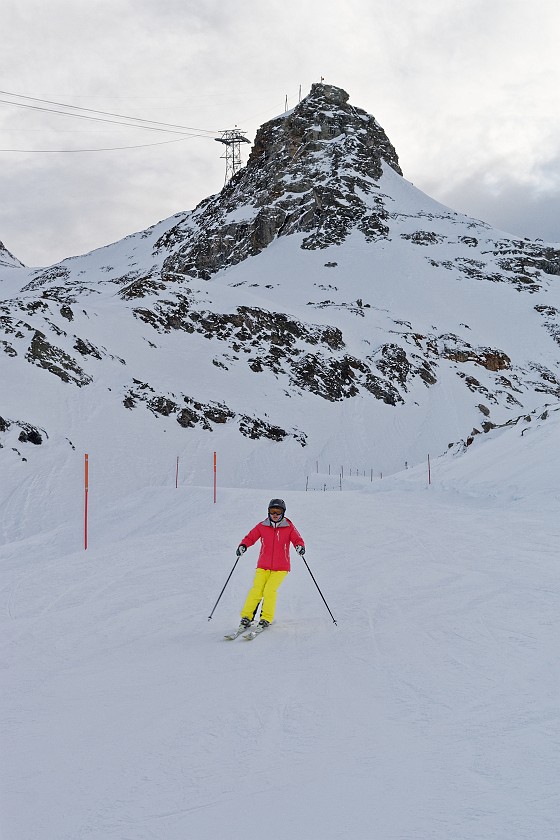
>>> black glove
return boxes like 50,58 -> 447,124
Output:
236,544 -> 247,556
295,545 -> 305,556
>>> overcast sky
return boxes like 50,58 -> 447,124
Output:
2,0 -> 559,267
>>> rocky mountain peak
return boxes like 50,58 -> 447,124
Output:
310,82 -> 349,104
247,81 -> 401,179
161,83 -> 402,279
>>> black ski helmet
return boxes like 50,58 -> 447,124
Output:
268,498 -> 286,513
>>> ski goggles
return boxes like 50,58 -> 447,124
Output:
268,508 -> 284,516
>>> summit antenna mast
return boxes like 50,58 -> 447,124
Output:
214,127 -> 250,185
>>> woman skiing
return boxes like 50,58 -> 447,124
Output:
235,498 -> 305,632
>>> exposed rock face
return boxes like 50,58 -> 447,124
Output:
122,378 -> 307,445
0,241 -> 24,269
25,331 -> 92,386
0,415 -> 47,461
160,83 -> 402,279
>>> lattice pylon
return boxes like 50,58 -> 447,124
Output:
215,128 -> 251,185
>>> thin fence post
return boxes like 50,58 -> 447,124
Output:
428,454 -> 431,485
213,451 -> 217,503
175,456 -> 179,488
84,453 -> 89,551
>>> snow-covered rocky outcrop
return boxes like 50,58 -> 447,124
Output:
0,240 -> 24,269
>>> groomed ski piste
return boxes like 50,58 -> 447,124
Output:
2,408 -> 559,840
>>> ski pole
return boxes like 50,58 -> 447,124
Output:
208,555 -> 241,621
301,555 -> 337,625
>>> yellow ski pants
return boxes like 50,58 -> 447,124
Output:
241,568 -> 288,624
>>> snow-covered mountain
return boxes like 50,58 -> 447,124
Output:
2,82 -> 560,528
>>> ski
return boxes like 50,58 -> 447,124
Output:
243,624 -> 269,640
224,624 -> 252,640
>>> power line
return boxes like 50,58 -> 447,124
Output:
0,90 -> 222,135
0,97 -> 205,136
0,86 -> 305,155
0,89 -> 221,133
0,135 -> 211,153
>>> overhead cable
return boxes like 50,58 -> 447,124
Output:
0,135 -> 211,153
0,90 -> 222,135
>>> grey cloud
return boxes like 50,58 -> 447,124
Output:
0,139 -> 221,266
429,176 -> 560,244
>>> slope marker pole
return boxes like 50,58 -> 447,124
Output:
84,453 -> 89,550
213,451 -> 217,503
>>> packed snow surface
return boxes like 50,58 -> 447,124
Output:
2,411 -> 559,839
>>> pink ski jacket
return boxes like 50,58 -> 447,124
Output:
240,517 -> 305,572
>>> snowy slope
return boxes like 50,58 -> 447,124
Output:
2,199 -> 560,547
2,413 -> 559,839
